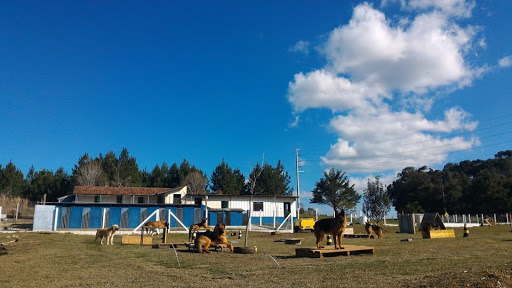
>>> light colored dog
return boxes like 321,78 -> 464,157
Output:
145,221 -> 169,236
95,224 -> 119,245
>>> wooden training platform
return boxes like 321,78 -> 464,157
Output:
152,243 -> 189,249
343,234 -> 370,238
284,238 -> 303,244
296,245 -> 375,258
184,242 -> 228,251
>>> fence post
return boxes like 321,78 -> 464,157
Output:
494,213 -> 497,224
476,214 -> 479,225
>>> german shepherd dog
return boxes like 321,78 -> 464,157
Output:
95,224 -> 119,245
188,217 -> 209,242
145,221 -> 169,236
194,223 -> 233,253
365,222 -> 384,239
314,209 -> 347,249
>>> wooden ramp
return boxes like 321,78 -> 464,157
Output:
296,245 -> 375,258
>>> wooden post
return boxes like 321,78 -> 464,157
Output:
494,214 -> 497,224
15,202 -> 20,221
141,226 -> 144,246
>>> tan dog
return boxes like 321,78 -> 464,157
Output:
313,209 -> 347,249
365,222 -> 384,239
95,224 -> 119,245
145,221 -> 169,236
194,223 -> 233,253
188,218 -> 209,242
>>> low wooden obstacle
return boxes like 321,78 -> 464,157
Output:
419,213 -> 455,239
343,234 -> 370,239
122,235 -> 152,245
296,245 -> 375,258
428,229 -> 455,239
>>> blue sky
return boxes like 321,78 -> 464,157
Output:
1,1 -> 511,215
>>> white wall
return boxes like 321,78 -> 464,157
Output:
205,196 -> 297,218
33,205 -> 56,231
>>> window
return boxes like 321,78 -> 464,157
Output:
173,194 -> 181,204
253,202 -> 263,211
94,195 -> 101,203
138,196 -> 144,204
157,195 -> 164,204
117,196 -> 123,204
221,201 -> 229,209
194,198 -> 202,206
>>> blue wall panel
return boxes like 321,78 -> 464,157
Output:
109,207 -> 121,227
69,206 -> 83,228
147,207 -> 158,221
230,212 -> 243,226
251,216 -> 285,225
90,207 -> 103,228
182,207 -> 195,227
208,211 -> 217,225
168,207 -> 177,227
128,207 -> 141,228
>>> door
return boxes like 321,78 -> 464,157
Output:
284,202 -> 291,217
225,211 -> 231,226
121,208 -> 129,228
81,208 -> 91,229
61,207 -> 70,229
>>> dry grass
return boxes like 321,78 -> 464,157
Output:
0,195 -> 34,219
1,224 -> 511,288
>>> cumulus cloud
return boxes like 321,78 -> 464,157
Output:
289,40 -> 310,55
499,56 -> 512,68
287,1 -> 485,174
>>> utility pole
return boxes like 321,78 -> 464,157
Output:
296,149 -> 304,220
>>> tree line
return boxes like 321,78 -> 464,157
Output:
387,150 -> 512,214
0,148 -> 293,202
309,151 -> 512,221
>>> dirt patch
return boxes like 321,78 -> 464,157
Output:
406,264 -> 512,288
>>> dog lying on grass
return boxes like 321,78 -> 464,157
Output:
365,222 -> 384,239
145,221 -> 169,236
194,223 -> 233,253
95,225 -> 119,245
313,209 -> 347,249
189,218 -> 209,242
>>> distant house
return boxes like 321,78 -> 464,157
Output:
33,186 -> 297,232
184,193 -> 297,226
59,186 -> 188,205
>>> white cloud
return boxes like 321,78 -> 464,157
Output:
499,56 -> 512,68
289,40 -> 310,55
407,0 -> 475,18
287,1 -> 484,174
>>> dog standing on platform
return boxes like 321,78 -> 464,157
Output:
95,224 -> 119,245
313,209 -> 347,249
145,221 -> 169,236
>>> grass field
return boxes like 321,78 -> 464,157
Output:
1,224 -> 511,288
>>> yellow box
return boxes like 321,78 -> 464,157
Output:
122,235 -> 152,245
428,229 -> 455,239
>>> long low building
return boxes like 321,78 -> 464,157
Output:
33,186 -> 298,232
